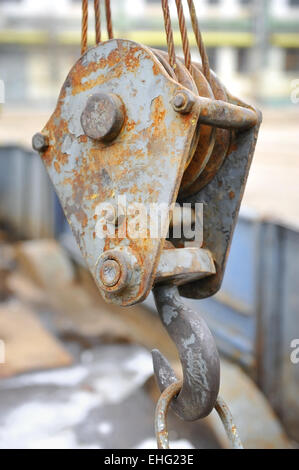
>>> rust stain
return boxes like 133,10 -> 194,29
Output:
124,46 -> 141,72
227,135 -> 238,155
70,47 -> 122,96
126,119 -> 137,132
39,40 -> 202,307
152,61 -> 160,76
179,61 -> 231,197
43,118 -> 70,169
75,208 -> 88,229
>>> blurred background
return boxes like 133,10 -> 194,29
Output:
0,0 -> 298,449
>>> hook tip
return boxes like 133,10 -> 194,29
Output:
151,349 -> 178,392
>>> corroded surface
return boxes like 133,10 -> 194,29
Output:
155,247 -> 215,286
179,66 -> 231,198
179,63 -> 215,195
180,100 -> 262,300
152,284 -> 220,421
39,39 -> 200,306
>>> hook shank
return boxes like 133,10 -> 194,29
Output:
152,284 -> 220,421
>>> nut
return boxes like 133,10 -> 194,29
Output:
97,250 -> 131,293
172,90 -> 195,114
80,93 -> 125,142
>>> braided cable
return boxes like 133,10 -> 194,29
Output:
175,0 -> 192,74
161,0 -> 177,72
94,0 -> 101,44
187,0 -> 211,83
81,0 -> 88,55
105,0 -> 114,39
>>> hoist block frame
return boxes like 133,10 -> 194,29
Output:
179,96 -> 262,300
35,39 -> 201,306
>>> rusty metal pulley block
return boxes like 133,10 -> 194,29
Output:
32,33 -> 262,427
32,39 -> 261,307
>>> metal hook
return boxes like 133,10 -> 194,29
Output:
152,284 -> 220,421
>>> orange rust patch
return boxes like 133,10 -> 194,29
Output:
126,120 -> 136,132
107,48 -> 121,68
71,65 -> 123,96
42,146 -> 54,168
130,184 -> 139,195
77,210 -> 88,229
57,152 -> 69,166
152,62 -> 160,76
69,47 -> 124,96
227,138 -> 238,155
151,96 -> 166,127
67,205 -> 89,231
124,46 -> 141,73
54,161 -> 61,173
43,118 -> 70,168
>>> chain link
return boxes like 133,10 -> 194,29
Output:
155,381 -> 244,450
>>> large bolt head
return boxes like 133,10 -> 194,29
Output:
99,259 -> 121,287
80,93 -> 125,142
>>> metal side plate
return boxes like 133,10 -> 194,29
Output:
37,39 -> 200,306
179,98 -> 262,300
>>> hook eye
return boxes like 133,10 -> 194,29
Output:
152,284 -> 220,421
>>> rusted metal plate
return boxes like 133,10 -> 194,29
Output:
179,99 -> 262,300
155,247 -> 215,286
179,63 -> 216,195
37,39 -> 200,306
179,67 -> 231,198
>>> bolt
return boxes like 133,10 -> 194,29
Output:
100,259 -> 121,287
81,93 -> 125,142
32,133 -> 48,152
173,94 -> 185,109
97,251 -> 131,293
172,90 -> 195,114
